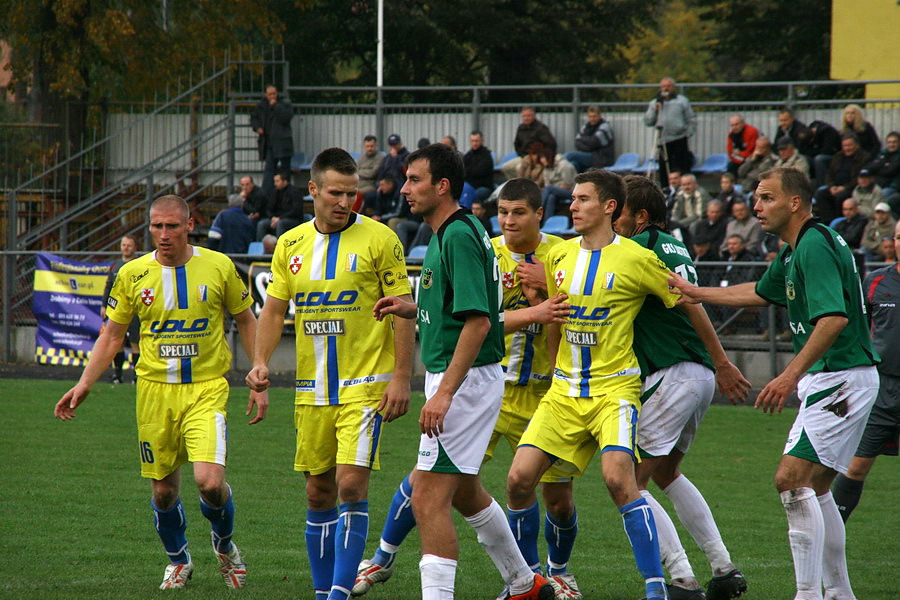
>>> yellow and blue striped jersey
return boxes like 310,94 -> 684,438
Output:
106,247 -> 253,384
266,214 -> 412,405
492,233 -> 564,389
546,235 -> 678,397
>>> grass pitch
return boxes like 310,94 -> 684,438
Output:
0,378 -> 897,599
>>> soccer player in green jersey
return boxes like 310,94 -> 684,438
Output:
669,167 -> 879,600
55,195 -> 267,590
616,175 -> 750,600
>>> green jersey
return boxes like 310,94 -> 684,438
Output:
632,226 -> 714,377
755,220 -> 879,373
417,210 -> 505,372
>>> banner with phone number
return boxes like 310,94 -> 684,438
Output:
33,252 -> 111,366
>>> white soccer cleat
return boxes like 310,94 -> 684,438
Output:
351,558 -> 394,596
214,541 -> 247,589
549,573 -> 583,600
159,562 -> 193,590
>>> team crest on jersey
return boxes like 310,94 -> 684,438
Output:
141,288 -> 155,306
289,255 -> 303,275
197,285 -> 208,302
555,270 -> 566,287
786,280 -> 795,301
421,268 -> 433,289
604,272 -> 615,290
502,272 -> 515,289
346,253 -> 358,272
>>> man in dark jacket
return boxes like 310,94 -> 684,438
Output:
463,131 -> 495,203
238,175 -> 267,226
257,172 -> 306,240
565,106 -> 615,173
208,195 -> 255,254
814,135 -> 872,224
376,134 -> 410,190
500,107 -> 557,179
250,85 -> 294,195
865,131 -> 900,210
833,198 -> 869,250
807,120 -> 842,187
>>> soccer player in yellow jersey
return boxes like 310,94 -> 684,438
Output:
507,169 -> 679,600
246,148 -> 415,600
55,195 -> 267,591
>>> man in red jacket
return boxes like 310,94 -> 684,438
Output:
726,114 -> 759,176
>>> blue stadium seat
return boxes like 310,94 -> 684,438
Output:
829,216 -> 846,228
460,182 -> 476,209
494,151 -> 518,172
632,158 -> 659,173
490,215 -> 500,233
693,153 -> 729,174
541,215 -> 571,235
247,241 -> 264,254
408,245 -> 428,259
349,151 -> 361,161
290,151 -> 308,171
606,152 -> 641,173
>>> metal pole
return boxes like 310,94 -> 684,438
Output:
2,191 -> 16,362
572,86 -> 581,145
377,0 -> 384,88
227,100 -> 236,194
376,88 -> 385,152
472,87 -> 481,134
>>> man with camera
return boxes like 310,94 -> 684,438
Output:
644,77 -> 697,187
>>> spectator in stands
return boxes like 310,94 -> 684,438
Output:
238,175 -> 267,226
565,106 -> 615,173
726,114 -> 759,176
864,131 -> 900,210
441,135 -> 462,157
208,195 -> 255,254
257,172 -> 306,240
841,104 -> 881,157
517,140 -> 546,187
714,233 -> 760,330
690,199 -> 728,256
814,134 -> 872,224
376,134 -> 410,190
644,77 -> 696,186
501,106 -> 558,179
833,198 -> 868,249
722,200 -> 763,256
663,170 -> 681,220
851,169 -> 883,216
737,136 -> 777,192
807,120 -> 841,187
717,172 -> 741,212
464,130 -> 495,204
691,231 -> 721,280
860,202 -> 897,262
369,176 -> 409,232
261,234 -> 278,255
671,173 -> 710,228
667,217 -> 694,257
879,236 -> 895,263
540,149 -> 577,224
358,135 -> 385,206
774,136 -> 811,178
774,108 -> 812,156
250,85 -> 294,195
471,200 -> 494,236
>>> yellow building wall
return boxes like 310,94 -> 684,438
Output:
831,0 -> 900,100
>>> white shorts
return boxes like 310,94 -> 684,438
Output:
417,363 -> 503,475
637,362 -> 715,458
785,365 -> 879,474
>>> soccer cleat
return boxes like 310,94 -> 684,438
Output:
506,573 -> 555,600
213,539 -> 247,589
667,582 -> 707,599
111,374 -> 123,384
549,573 -> 583,600
159,562 -> 193,590
351,558 -> 394,597
705,569 -> 747,600
496,584 -> 511,600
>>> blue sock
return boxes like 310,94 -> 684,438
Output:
545,509 -> 578,575
329,501 -> 369,600
373,475 -> 416,568
199,485 -> 235,554
507,501 -> 541,573
307,507 -> 339,600
152,498 -> 190,564
620,498 -> 665,599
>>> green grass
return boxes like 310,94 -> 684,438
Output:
1,379 -> 897,599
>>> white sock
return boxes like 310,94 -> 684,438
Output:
664,474 -> 734,576
640,490 -> 695,582
780,487 -> 824,600
818,492 -> 856,600
420,554 -> 457,600
464,499 -> 533,593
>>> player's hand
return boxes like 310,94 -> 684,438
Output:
530,293 -> 570,324
54,384 -> 90,420
755,371 -> 799,414
714,361 -> 752,405
666,272 -> 701,305
246,389 -> 269,424
378,378 -> 410,422
373,296 -> 417,321
516,258 -> 548,293
245,365 -> 271,392
419,391 -> 452,438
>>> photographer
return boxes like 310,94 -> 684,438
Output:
644,77 -> 697,186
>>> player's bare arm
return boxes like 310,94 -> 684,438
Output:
54,319 -> 129,420
420,314 -> 490,438
756,315 -> 848,414
232,307 -> 269,424
246,296 -> 288,393
680,302 -> 751,404
503,293 -> 570,334
373,295 -> 417,320
668,273 -> 767,308
379,293 -> 415,422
